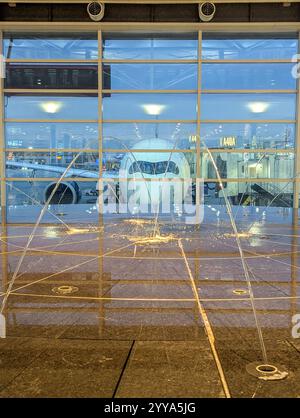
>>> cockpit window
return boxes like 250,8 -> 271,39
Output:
129,161 -> 179,175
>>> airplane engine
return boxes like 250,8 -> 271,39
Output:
44,181 -> 81,205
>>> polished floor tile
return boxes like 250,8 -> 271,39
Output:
1,209 -> 300,397
0,338 -> 132,398
115,341 -> 225,398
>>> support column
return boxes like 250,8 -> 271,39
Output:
98,29 -> 105,336
195,30 -> 202,227
0,31 -> 6,225
292,32 -> 300,222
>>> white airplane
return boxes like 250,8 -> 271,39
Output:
6,138 -> 192,206
118,139 -> 191,207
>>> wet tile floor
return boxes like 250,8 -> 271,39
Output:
1,206 -> 300,397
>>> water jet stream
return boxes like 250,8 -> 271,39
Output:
0,152 -> 83,316
152,135 -> 183,237
7,182 -> 71,230
245,170 -> 300,235
178,238 -> 231,398
203,143 -> 268,364
104,136 -> 158,239
233,152 -> 268,221
0,240 -> 138,299
105,136 -> 153,203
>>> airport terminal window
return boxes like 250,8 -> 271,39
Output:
200,32 -> 297,209
1,30 -> 299,223
201,35 -> 298,60
104,64 -> 197,90
3,33 -> 98,59
201,93 -> 296,120
6,152 -> 99,178
202,63 -> 296,90
5,94 -> 98,120
102,33 -> 198,60
204,181 -> 294,207
5,123 -> 99,150
103,123 -> 196,150
201,123 -> 295,149
201,151 -> 294,180
102,93 -> 197,120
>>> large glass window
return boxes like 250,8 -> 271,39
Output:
3,32 -> 100,223
1,31 -> 299,224
200,32 -> 297,210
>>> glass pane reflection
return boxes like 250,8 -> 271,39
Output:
6,152 -> 99,178
202,35 -> 298,60
201,123 -> 295,149
5,95 -> 98,120
201,94 -> 296,120
7,180 -> 99,223
204,181 -> 293,207
103,123 -> 196,149
6,122 -> 98,149
102,33 -> 198,60
102,93 -> 197,120
4,32 -> 98,59
201,151 -> 294,180
104,63 -> 197,90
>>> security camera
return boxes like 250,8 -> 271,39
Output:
199,2 -> 216,22
87,2 -> 105,22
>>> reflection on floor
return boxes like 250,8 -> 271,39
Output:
1,205 -> 300,397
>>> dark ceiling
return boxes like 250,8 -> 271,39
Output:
1,2 -> 300,22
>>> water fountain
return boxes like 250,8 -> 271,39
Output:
0,132 -> 292,389
203,140 -> 289,381
0,152 -> 84,337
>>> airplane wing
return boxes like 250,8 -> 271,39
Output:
6,161 -> 119,179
